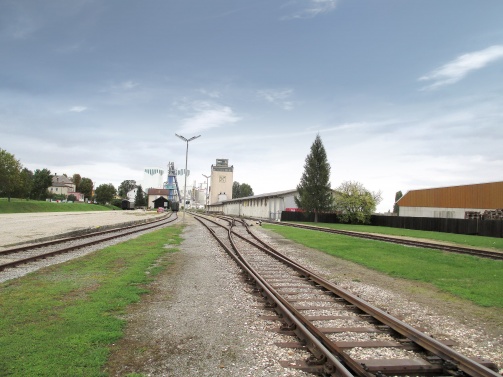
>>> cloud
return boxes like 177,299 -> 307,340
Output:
419,45 -> 503,90
69,106 -> 88,113
258,88 -> 295,110
282,0 -> 338,20
179,103 -> 241,134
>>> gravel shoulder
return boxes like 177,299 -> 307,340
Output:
105,216 -> 503,376
0,210 -> 165,250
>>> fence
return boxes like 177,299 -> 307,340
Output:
280,211 -> 503,238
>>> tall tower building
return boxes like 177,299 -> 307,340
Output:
142,167 -> 164,190
209,159 -> 233,204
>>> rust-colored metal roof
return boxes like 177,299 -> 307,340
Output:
147,188 -> 168,195
397,181 -> 503,209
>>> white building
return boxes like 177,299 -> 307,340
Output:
207,189 -> 298,220
142,167 -> 164,190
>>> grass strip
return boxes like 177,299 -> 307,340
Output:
289,221 -> 503,251
0,198 -> 116,213
0,225 -> 182,377
264,224 -> 503,308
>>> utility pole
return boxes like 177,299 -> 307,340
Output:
175,134 -> 201,221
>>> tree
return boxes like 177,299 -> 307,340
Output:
334,181 -> 382,224
95,183 -> 116,205
79,177 -> 93,201
232,181 -> 254,199
294,134 -> 333,222
12,168 -> 33,199
118,180 -> 137,199
30,168 -> 52,200
393,190 -> 403,214
0,149 -> 22,201
72,174 -> 82,192
134,184 -> 146,207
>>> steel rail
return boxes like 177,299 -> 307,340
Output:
0,213 -> 171,256
194,215 -> 355,376
0,213 -> 178,271
255,219 -> 503,261
198,214 -> 500,377
235,219 -> 500,377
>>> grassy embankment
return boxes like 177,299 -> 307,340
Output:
0,225 -> 183,377
263,222 -> 503,308
0,198 -> 117,213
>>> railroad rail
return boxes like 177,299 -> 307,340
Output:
0,212 -> 178,272
194,213 -> 500,377
250,218 -> 503,261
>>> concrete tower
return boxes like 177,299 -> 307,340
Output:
142,167 -> 164,190
209,159 -> 233,204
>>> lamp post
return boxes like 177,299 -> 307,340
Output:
175,133 -> 201,220
202,174 -> 210,211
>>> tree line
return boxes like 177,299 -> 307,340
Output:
0,148 -> 146,207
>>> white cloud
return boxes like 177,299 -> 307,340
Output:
179,103 -> 241,134
258,88 -> 295,110
69,106 -> 87,113
282,0 -> 338,20
419,45 -> 503,90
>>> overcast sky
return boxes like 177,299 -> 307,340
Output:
1,1 -> 503,212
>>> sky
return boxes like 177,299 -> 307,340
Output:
1,1 -> 503,213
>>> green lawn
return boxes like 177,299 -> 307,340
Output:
264,223 -> 503,308
0,198 -> 116,213
0,225 -> 183,377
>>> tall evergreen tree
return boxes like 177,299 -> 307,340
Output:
294,134 -> 333,223
393,190 -> 403,214
134,185 -> 146,207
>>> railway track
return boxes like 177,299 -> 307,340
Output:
194,213 -> 500,377
0,212 -> 178,276
252,219 -> 503,261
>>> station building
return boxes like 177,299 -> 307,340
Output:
397,181 -> 503,219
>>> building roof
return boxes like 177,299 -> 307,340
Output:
147,188 -> 168,195
397,181 -> 503,209
220,189 -> 297,204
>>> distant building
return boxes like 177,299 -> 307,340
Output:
209,159 -> 233,205
142,167 -> 164,190
207,189 -> 298,220
147,188 -> 169,209
397,181 -> 503,219
48,174 -> 83,200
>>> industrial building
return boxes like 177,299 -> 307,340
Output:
209,159 -> 233,204
207,189 -> 298,220
397,181 -> 503,219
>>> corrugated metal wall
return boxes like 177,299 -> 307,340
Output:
397,181 -> 503,209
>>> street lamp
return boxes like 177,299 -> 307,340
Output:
175,133 -> 201,220
202,174 -> 210,210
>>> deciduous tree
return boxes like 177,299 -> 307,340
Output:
72,174 -> 82,192
95,183 -> 116,205
79,177 -> 94,201
0,149 -> 22,201
334,181 -> 382,224
294,134 -> 333,222
30,168 -> 52,200
118,180 -> 137,198
232,182 -> 254,198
